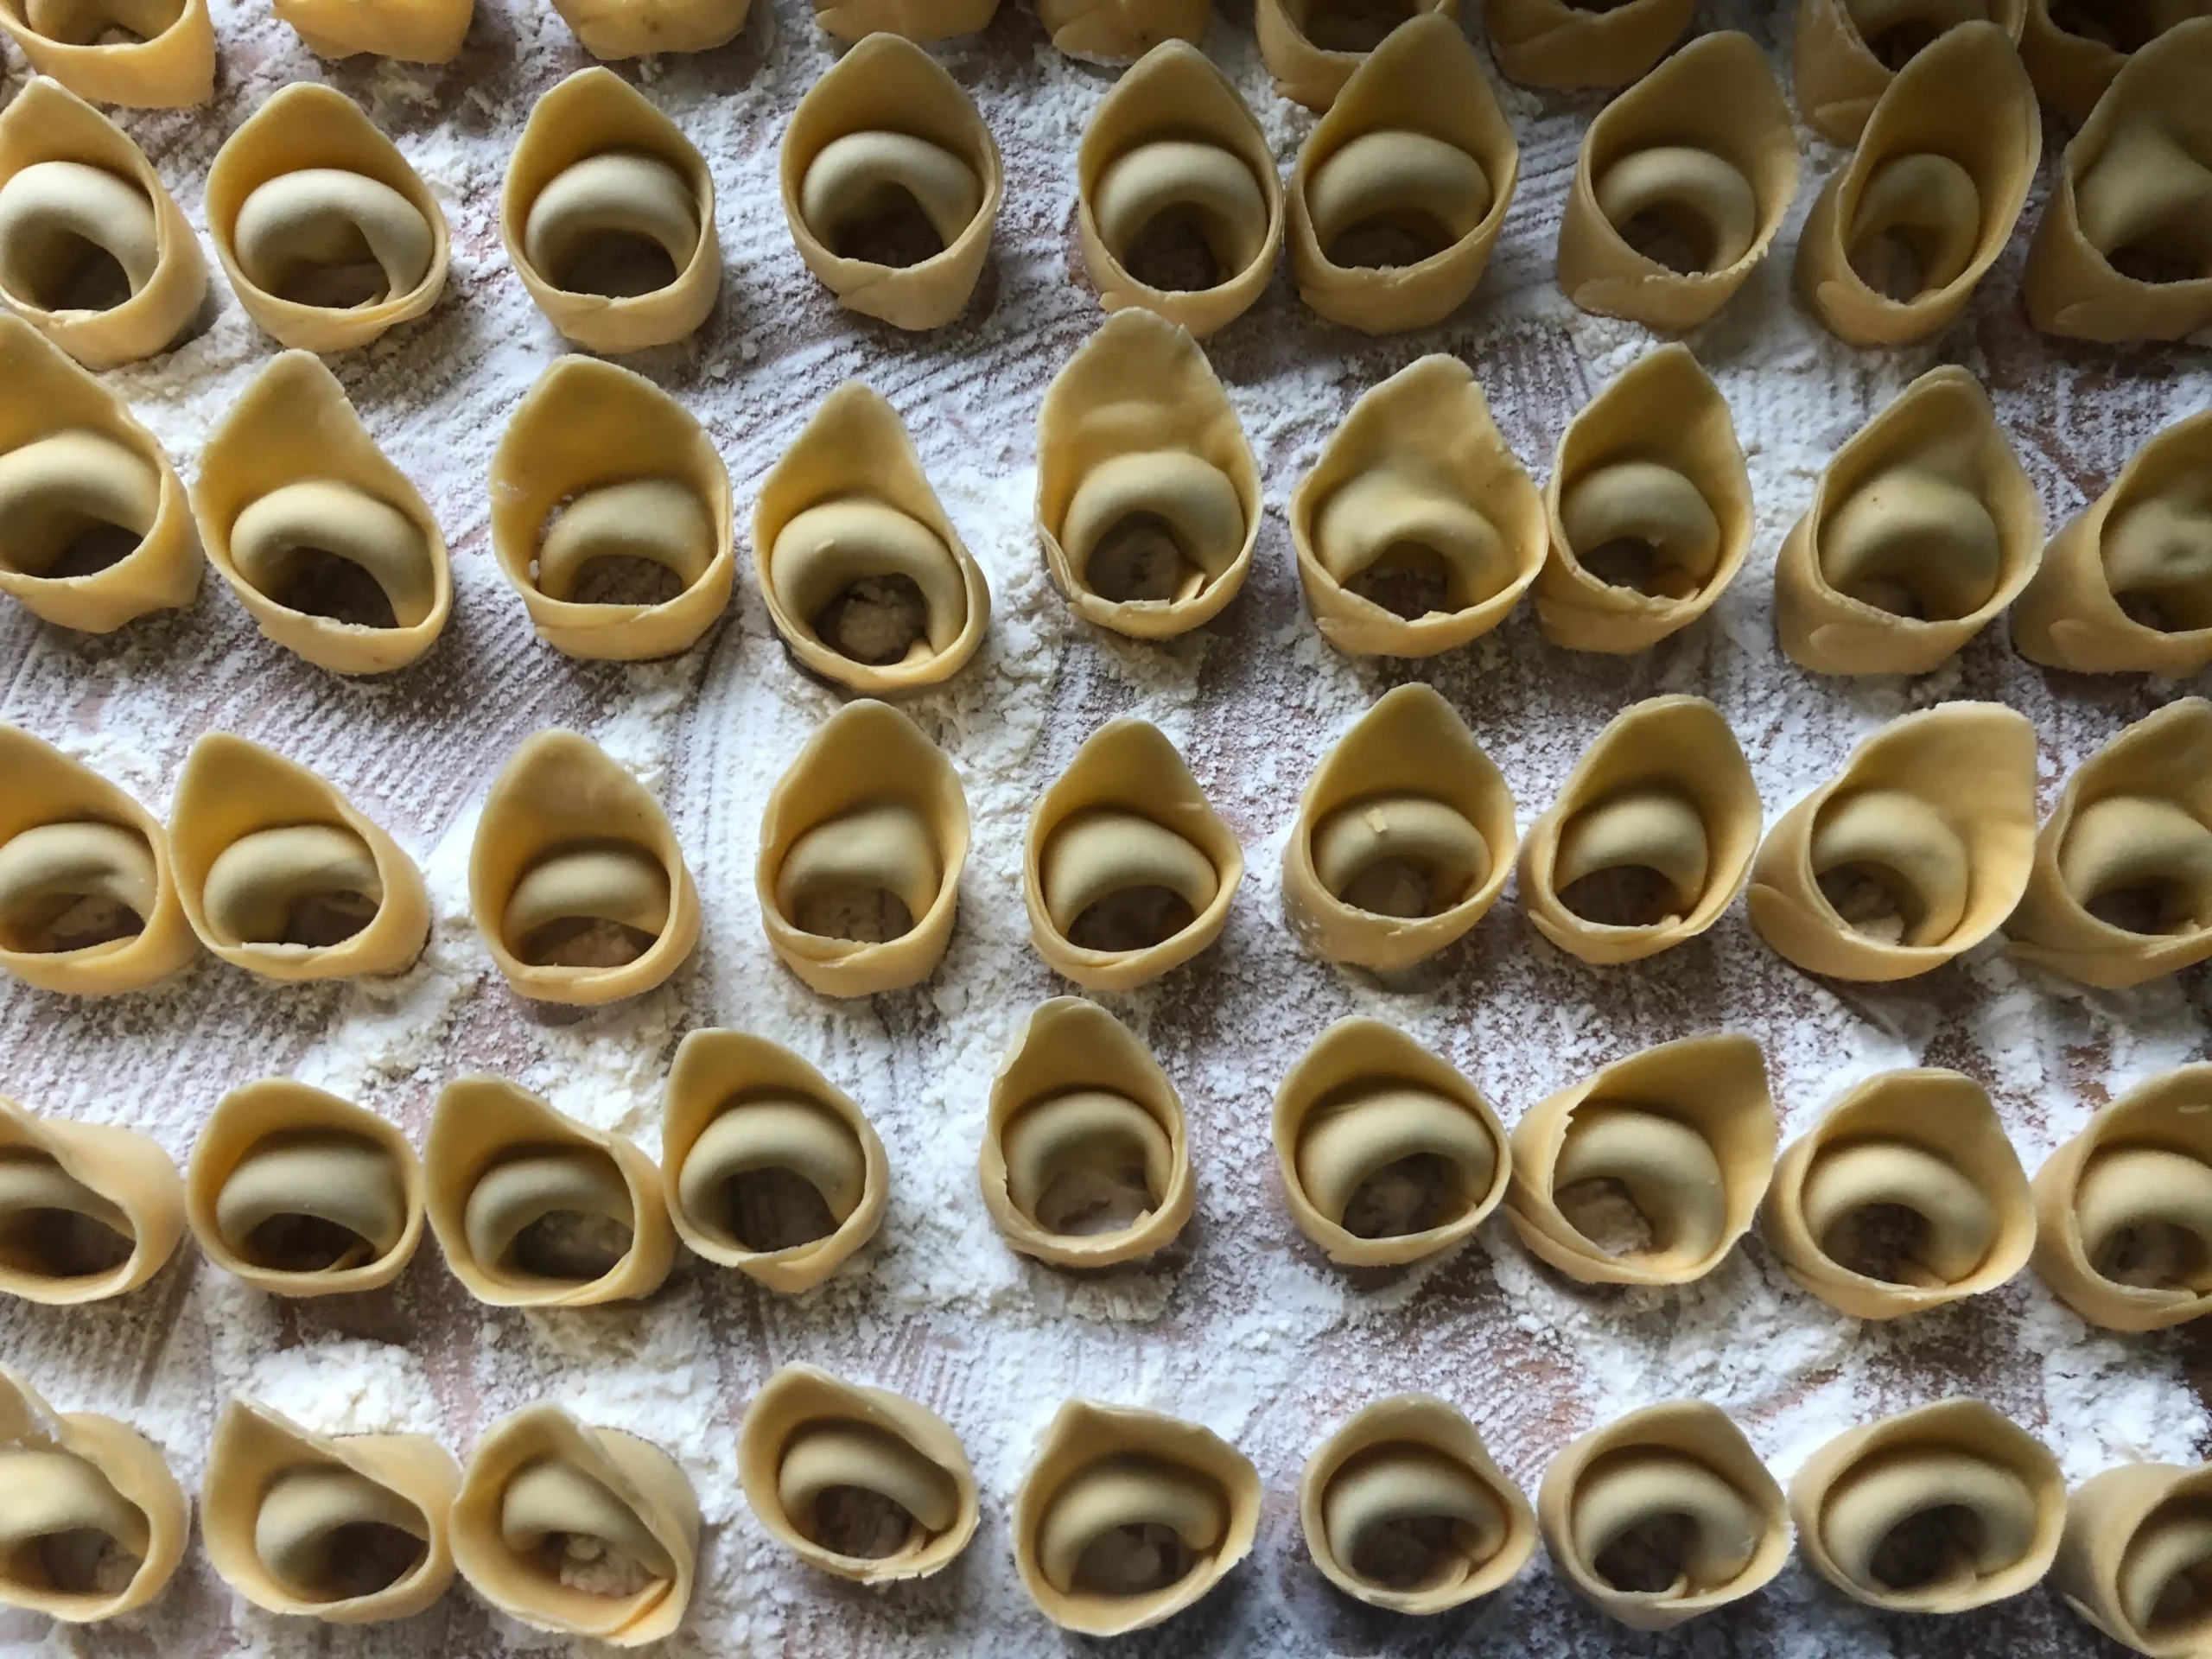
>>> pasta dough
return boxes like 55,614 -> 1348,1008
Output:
738,1363 -> 979,1581
810,0 -> 994,41
660,1027 -> 889,1293
1503,1033 -> 1777,1287
425,1076 -> 675,1307
1762,1068 -> 2034,1319
1011,1399 -> 1261,1636
185,1077 -> 423,1296
1075,41 -> 1281,338
1484,0 -> 1693,88
1535,344 -> 1752,653
1285,14 -> 1517,334
548,0 -> 743,56
274,0 -> 470,60
1557,31 -> 1799,333
1036,0 -> 1204,60
1282,684 -> 1517,969
0,1094 -> 182,1305
1794,22 -> 2038,346
502,71 -> 720,352
467,729 -> 700,1004
2032,1064 -> 2212,1332
1789,1398 -> 2063,1611
1792,0 -> 2026,143
488,354 -> 733,660
1255,0 -> 1455,111
1024,718 -> 1243,991
2024,20 -> 2212,343
205,84 -> 448,353
1299,1394 -> 1535,1613
781,35 -> 1002,330
1536,1401 -> 1788,1630
2055,1459 -> 2212,1656
1517,696 -> 1759,965
0,1364 -> 186,1621
193,351 -> 451,675
1747,702 -> 2037,982
981,997 -> 1193,1268
202,1396 -> 459,1622
1034,308 -> 1259,639
169,733 -> 429,982
0,0 -> 213,107
1274,1017 -> 1510,1268
2013,409 -> 2212,674
2008,699 -> 2212,988
753,380 -> 989,693
449,1404 -> 699,1645
0,78 -> 206,369
0,314 -> 199,633
0,723 -> 197,995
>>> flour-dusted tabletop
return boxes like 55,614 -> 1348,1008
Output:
3,2 -> 2209,1654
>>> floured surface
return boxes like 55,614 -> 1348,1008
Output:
3,3 -> 2211,1655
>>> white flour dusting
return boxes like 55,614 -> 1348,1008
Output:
2,2 -> 2211,1656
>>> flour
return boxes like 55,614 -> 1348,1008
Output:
3,1 -> 2212,1655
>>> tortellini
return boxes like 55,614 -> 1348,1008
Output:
2024,21 -> 2212,343
2020,0 -> 2212,124
2008,700 -> 2212,988
0,724 -> 196,995
1536,1401 -> 1788,1630
202,1397 -> 460,1622
1762,1069 -> 2034,1319
450,1404 -> 700,1646
1285,14 -> 1518,334
781,35 -> 1002,331
1483,0 -> 1694,89
1034,308 -> 1259,639
0,0 -> 213,108
467,729 -> 701,1005
205,84 -> 448,353
548,0 -> 745,57
1789,1399 -> 2063,1612
193,351 -> 451,675
1075,41 -> 1282,339
659,1027 -> 888,1293
1792,0 -> 2027,143
425,1077 -> 676,1308
0,1365 -> 186,1622
488,355 -> 734,661
1273,1017 -> 1510,1268
758,699 -> 969,996
1282,685 -> 1517,969
2055,1459 -> 2212,1656
2013,409 -> 2212,675
1556,31 -> 1800,333
1503,1033 -> 1777,1287
0,313 -> 199,633
1516,696 -> 1760,965
2032,1065 -> 2212,1332
0,1095 -> 182,1305
1747,702 -> 2037,982
1793,21 -> 2039,347
1290,357 -> 1544,656
0,77 -> 206,369
170,733 -> 430,982
273,0 -> 470,60
185,1078 -> 423,1296
1024,718 -> 1243,991
1299,1394 -> 1535,1614
738,1364 -> 979,1581
1534,345 -> 1752,654
1011,1399 -> 1261,1637
1255,0 -> 1454,111
980,996 -> 1192,1268
754,380 -> 989,694
1036,0 -> 1203,61
1777,367 -> 2042,676
501,70 -> 720,353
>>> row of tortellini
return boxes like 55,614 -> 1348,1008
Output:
4,1015 -> 2208,1341
8,1356 -> 2209,1652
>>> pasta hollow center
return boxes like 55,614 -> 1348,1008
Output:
1821,468 -> 2001,621
1799,1139 -> 1995,1286
502,843 -> 671,963
799,131 -> 982,257
1295,1087 -> 1494,1232
463,1147 -> 633,1280
1559,460 -> 1721,599
0,430 -> 159,580
523,150 -> 700,296
1305,130 -> 1491,262
775,1420 -> 960,1548
2117,1501 -> 2212,1639
1035,1453 -> 1225,1597
253,1463 -> 427,1602
1818,1448 -> 2037,1595
678,1097 -> 866,1249
230,479 -> 439,628
1808,788 -> 1969,948
0,1154 -> 133,1265
1039,809 -> 1217,939
1569,1452 -> 1758,1596
2101,495 -> 2212,627
1093,140 -> 1268,286
499,1455 -> 675,1583
773,800 -> 940,942
2057,795 -> 2212,936
770,499 -> 967,661
1320,1445 -> 1506,1590
537,477 -> 715,606
1552,1105 -> 1726,1263
1310,793 -> 1488,918
200,823 -> 384,949
1593,145 -> 1759,276
1846,153 -> 1982,302
0,820 -> 156,953
0,161 -> 159,312
0,1448 -> 147,1573
2074,1145 -> 2212,1294
1313,467 -> 1515,613
1061,451 -> 1244,604
214,1132 -> 408,1268
2075,124 -> 2212,279
232,168 -> 435,307
1001,1088 -> 1171,1225
1553,789 -> 1710,926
